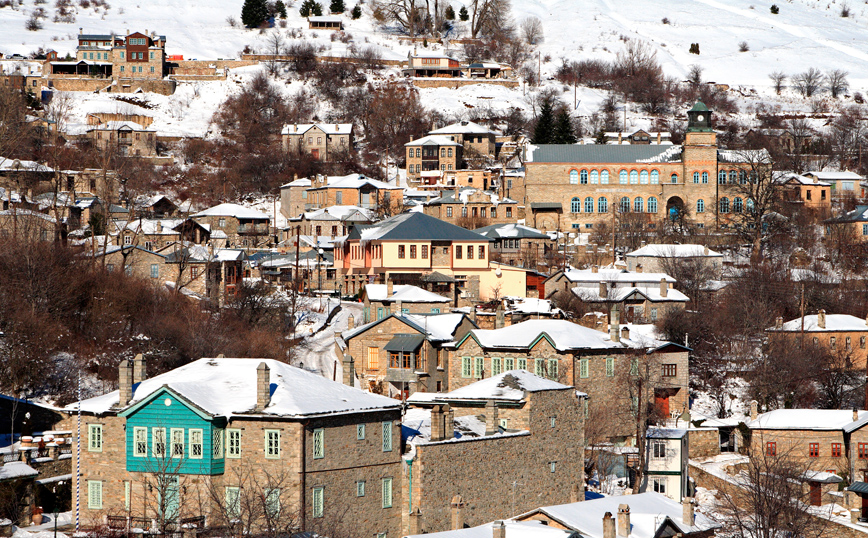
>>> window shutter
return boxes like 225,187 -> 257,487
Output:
313,429 -> 324,459
382,422 -> 393,452
580,358 -> 589,378
88,481 -> 103,509
382,478 -> 393,508
312,487 -> 324,518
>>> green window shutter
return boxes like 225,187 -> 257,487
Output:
548,359 -> 558,380
492,358 -> 502,376
580,358 -> 589,379
606,357 -> 615,377
631,358 -> 639,376
462,357 -> 472,378
265,488 -> 281,518
475,357 -> 484,378
312,487 -> 324,518
382,477 -> 393,508
87,481 -> 103,509
535,359 -> 544,377
517,358 -> 527,370
313,428 -> 325,459
382,422 -> 393,452
357,480 -> 366,497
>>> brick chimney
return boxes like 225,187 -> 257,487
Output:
659,277 -> 668,298
387,278 -> 394,297
854,408 -> 860,422
599,280 -> 607,298
451,495 -> 465,530
255,362 -> 271,412
118,359 -> 133,406
495,303 -> 505,329
602,512 -> 615,538
818,309 -> 826,329
591,265 -> 599,273
750,400 -> 758,421
609,305 -> 620,341
132,353 -> 147,384
621,327 -> 630,341
492,521 -> 506,538
484,400 -> 499,435
431,405 -> 445,441
617,504 -> 630,537
347,314 -> 354,330
683,497 -> 694,527
775,316 -> 783,329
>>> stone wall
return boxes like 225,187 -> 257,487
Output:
688,428 -> 720,459
411,78 -> 519,89
749,428 -> 851,475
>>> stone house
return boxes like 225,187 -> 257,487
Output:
802,171 -> 863,198
280,123 -> 353,161
279,175 -> 402,219
86,121 -> 157,157
163,246 -> 246,304
778,173 -> 831,214
449,319 -> 690,442
0,209 -> 56,242
405,520 -> 577,538
285,205 -> 374,240
191,203 -> 270,250
625,243 -> 723,275
766,310 -> 868,370
48,30 -> 167,80
405,136 -> 463,184
361,281 -> 452,319
340,312 -> 476,396
336,212 -> 529,301
474,223 -> 553,269
643,427 -> 689,502
133,194 -> 179,218
824,205 -> 868,242
401,370 -> 586,534
428,121 -> 499,160
102,245 -> 172,282
516,492 -> 719,538
112,218 -> 183,251
523,102 -> 767,232
423,188 -> 519,230
404,51 -> 462,78
62,357 -> 402,538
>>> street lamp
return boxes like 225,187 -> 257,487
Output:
52,480 -> 65,538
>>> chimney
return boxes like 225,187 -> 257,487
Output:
118,359 -> 133,406
495,303 -> 505,329
609,305 -> 620,341
621,327 -> 630,341
469,307 -> 477,324
145,29 -> 148,37
683,497 -> 694,527
750,400 -> 758,421
492,521 -> 506,538
591,265 -> 599,273
484,400 -> 499,435
256,362 -> 271,412
387,278 -> 394,297
617,504 -> 630,537
602,512 -> 616,538
818,309 -> 826,329
132,353 -> 147,384
347,314 -> 354,330
617,132 -> 622,144
855,408 -> 860,422
396,300 -> 403,316
430,405 -> 445,442
341,346 -> 355,387
599,280 -> 607,298
445,404 -> 454,437
775,316 -> 783,329
451,495 -> 465,530
703,245 -> 709,256
570,483 -> 584,503
657,132 -> 662,144
79,27 -> 83,35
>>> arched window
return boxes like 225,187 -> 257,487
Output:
601,170 -> 609,184
585,197 -> 594,213
620,197 -> 630,213
733,197 -> 743,213
580,170 -> 588,184
718,171 -> 727,184
696,199 -> 705,213
693,172 -> 700,184
650,170 -> 659,184
739,171 -> 748,184
746,198 -> 755,212
598,197 -> 608,213
571,197 -> 581,213
729,171 -> 737,184
671,173 -> 678,184
647,197 -> 658,213
569,170 -> 579,184
619,170 -> 628,184
630,170 -> 639,184
590,170 -> 599,184
750,171 -> 758,183
702,171 -> 709,184
719,197 -> 730,213
640,170 -> 649,184
634,197 -> 644,213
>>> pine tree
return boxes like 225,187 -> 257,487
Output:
275,0 -> 287,18
300,0 -> 323,16
445,4 -> 455,20
351,4 -> 361,18
531,99 -> 555,144
241,0 -> 268,28
458,5 -> 468,21
552,110 -> 577,144
330,0 -> 344,13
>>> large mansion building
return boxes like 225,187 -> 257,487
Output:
523,103 -> 766,232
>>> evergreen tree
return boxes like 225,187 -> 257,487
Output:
300,0 -> 323,16
445,4 -> 455,20
330,0 -> 344,13
351,4 -> 362,18
552,109 -> 577,144
241,0 -> 268,28
458,5 -> 468,21
275,0 -> 287,18
531,99 -> 555,144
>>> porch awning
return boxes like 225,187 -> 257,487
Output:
849,481 -> 868,493
384,334 -> 424,353
530,202 -> 562,211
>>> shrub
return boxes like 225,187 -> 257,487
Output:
841,3 -> 850,17
738,41 -> 749,52
770,4 -> 779,14
459,5 -> 468,21
25,12 -> 43,30
689,43 -> 700,55
445,4 -> 454,20
661,17 -> 669,24
351,4 -> 361,18
226,15 -> 238,26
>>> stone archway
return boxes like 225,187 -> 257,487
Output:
666,196 -> 685,222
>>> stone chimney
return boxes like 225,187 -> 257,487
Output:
118,359 -> 133,406
431,405 -> 445,442
347,314 -> 354,330
683,497 -> 694,527
775,316 -> 783,329
609,305 -> 620,341
255,362 -> 271,412
396,300 -> 403,316
132,353 -> 147,384
387,278 -> 394,297
495,303 -> 505,329
855,408 -> 860,422
818,309 -> 826,329
469,307 -> 477,324
660,278 -> 668,298
621,327 -> 630,341
492,521 -> 506,538
617,504 -> 630,537
341,347 -> 355,387
599,280 -> 607,298
703,245 -> 709,256
591,265 -> 599,273
602,512 -> 616,538
485,400 -> 499,435
750,400 -> 758,421
451,495 -> 465,530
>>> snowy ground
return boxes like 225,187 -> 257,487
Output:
293,299 -> 363,381
13,511 -> 73,538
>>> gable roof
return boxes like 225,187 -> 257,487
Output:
429,121 -> 498,136
405,135 -> 462,147
474,223 -> 549,240
749,409 -> 868,433
280,123 -> 352,135
348,212 -> 491,242
441,370 -> 572,402
363,284 -> 450,303
460,319 -> 623,352
405,520 -> 576,538
572,285 -> 690,303
343,312 -> 469,342
826,205 -> 868,224
554,268 -> 676,285
768,314 -> 868,332
191,203 -> 269,220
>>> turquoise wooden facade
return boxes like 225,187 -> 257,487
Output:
119,387 -> 226,475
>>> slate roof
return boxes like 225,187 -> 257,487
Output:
826,205 -> 868,224
528,144 -> 677,164
348,212 -> 491,242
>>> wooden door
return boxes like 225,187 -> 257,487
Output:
312,148 -> 320,160
809,482 -> 821,506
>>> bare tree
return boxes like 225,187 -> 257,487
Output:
520,16 -> 542,44
468,0 -> 511,39
0,85 -> 33,160
372,0 -> 426,36
793,68 -> 825,98
726,150 -> 779,263
265,31 -> 286,77
687,64 -> 703,85
826,69 -> 849,98
768,71 -> 787,95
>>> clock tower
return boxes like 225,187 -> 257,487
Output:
683,101 -> 717,167
687,101 -> 713,132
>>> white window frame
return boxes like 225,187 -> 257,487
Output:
171,428 -> 184,458
225,486 -> 241,518
312,486 -> 324,518
133,427 -> 147,457
152,427 -> 166,457
382,422 -> 393,452
189,429 -> 203,459
265,488 -> 281,518
265,429 -> 281,459
357,424 -> 366,440
226,428 -> 241,458
357,480 -> 366,497
87,480 -> 103,509
652,440 -> 666,459
88,424 -> 103,452
382,477 -> 393,508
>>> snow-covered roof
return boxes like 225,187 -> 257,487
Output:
343,312 -> 466,343
464,320 -> 623,352
826,205 -> 868,224
557,268 -> 676,285
0,209 -> 56,223
301,205 -> 374,221
779,173 -> 831,187
191,203 -> 269,220
769,314 -> 868,332
364,284 -> 451,303
647,427 -> 687,439
0,461 -> 38,481
626,244 -> 722,258
750,409 -> 868,432
67,357 -> 400,418
430,188 -> 515,206
506,297 -> 557,315
717,148 -> 771,164
405,135 -> 462,147
281,178 -> 312,188
405,519 -> 574,538
113,218 -> 184,236
410,50 -> 457,59
402,407 -> 530,446
429,121 -> 498,136
572,285 -> 690,303
0,157 -> 53,173
87,120 -> 152,132
280,123 -> 352,135
805,171 -> 864,180
442,370 -> 572,401
307,15 -> 342,22
311,173 -> 397,191
520,492 -> 719,538
475,223 -> 549,240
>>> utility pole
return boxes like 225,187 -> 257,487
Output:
799,283 -> 805,349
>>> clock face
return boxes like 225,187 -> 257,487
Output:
696,114 -> 705,122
